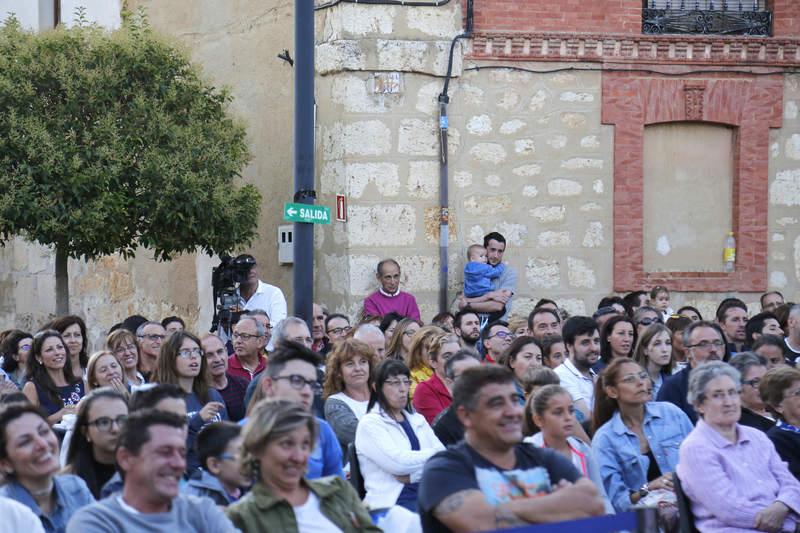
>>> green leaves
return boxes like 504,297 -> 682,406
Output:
0,14 -> 260,263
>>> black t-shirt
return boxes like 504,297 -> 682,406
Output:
418,440 -> 581,533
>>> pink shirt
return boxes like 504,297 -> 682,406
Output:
363,290 -> 420,321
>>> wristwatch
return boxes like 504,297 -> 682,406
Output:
637,483 -> 650,499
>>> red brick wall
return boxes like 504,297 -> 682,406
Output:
773,0 -> 800,37
468,0 -> 642,34
602,72 -> 783,293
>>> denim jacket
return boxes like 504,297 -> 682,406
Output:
0,474 -> 95,533
591,401 -> 693,512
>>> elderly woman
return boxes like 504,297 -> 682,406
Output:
0,402 -> 95,531
677,361 -> 800,532
323,338 -> 377,453
761,366 -> 800,481
728,352 -> 774,432
592,358 -> 693,513
226,399 -> 379,532
413,333 -> 461,424
355,359 -> 444,513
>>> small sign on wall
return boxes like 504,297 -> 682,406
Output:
336,194 -> 347,222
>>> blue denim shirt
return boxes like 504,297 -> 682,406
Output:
0,474 -> 95,533
591,401 -> 693,512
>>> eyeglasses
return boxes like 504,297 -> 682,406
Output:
177,348 -> 204,359
232,332 -> 263,341
275,374 -> 321,393
327,327 -> 351,336
19,344 -> 32,351
488,331 -> 514,340
113,344 -> 137,355
620,371 -> 650,384
637,317 -> 662,327
385,378 -> 412,388
139,334 -> 166,342
687,340 -> 725,350
742,378 -> 761,388
87,415 -> 128,431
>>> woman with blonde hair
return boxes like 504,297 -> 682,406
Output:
227,399 -> 379,532
384,318 -> 423,363
106,328 -> 145,388
323,338 -> 377,452
85,351 -> 128,396
405,325 -> 445,397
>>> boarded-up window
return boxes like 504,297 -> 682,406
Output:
642,122 -> 734,273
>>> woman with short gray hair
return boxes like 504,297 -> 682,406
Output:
677,361 -> 800,532
729,352 -> 774,432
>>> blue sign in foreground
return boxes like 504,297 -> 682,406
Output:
487,510 -> 653,533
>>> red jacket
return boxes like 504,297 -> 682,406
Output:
412,373 -> 452,424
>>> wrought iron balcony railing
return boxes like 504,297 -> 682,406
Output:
643,1 -> 772,36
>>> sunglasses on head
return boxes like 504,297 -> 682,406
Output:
638,317 -> 662,327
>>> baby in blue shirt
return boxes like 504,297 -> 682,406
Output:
463,244 -> 506,298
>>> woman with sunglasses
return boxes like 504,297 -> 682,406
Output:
355,359 -> 444,514
0,330 -> 33,389
62,388 -> 128,498
152,331 -> 228,473
591,358 -> 693,513
632,306 -> 662,339
22,330 -> 85,426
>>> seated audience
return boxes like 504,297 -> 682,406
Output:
379,312 -> 404,348
419,365 -> 604,532
353,324 -> 387,360
201,334 -> 248,422
498,336 -> 543,403
507,317 -> 528,338
227,399 -> 379,532
84,351 -> 128,397
363,259 -> 421,321
324,313 -> 351,348
161,316 -> 186,335
592,358 -> 692,513
185,421 -> 249,506
385,318 -> 422,363
753,334 -> 791,369
431,351 -> 481,447
407,326 -> 446,397
413,333 -> 461,424
632,324 -> 674,399
228,316 -> 268,383
106,329 -> 146,388
431,312 -> 455,334
527,307 -> 561,343
632,306 -> 662,338
554,317 -> 600,421
22,330 -> 85,426
523,385 -> 614,514
0,402 -> 94,531
745,311 -> 784,349
355,359 -> 444,512
152,331 -> 228,473
254,342 -> 343,479
0,330 -> 33,389
677,361 -> 800,532
522,366 -> 561,399
665,315 -> 691,370
480,320 -> 513,364
62,388 -> 128,498
135,321 -> 166,379
322,339 -> 376,453
676,305 -> 702,322
0,495 -> 45,533
67,409 -> 236,532
728,352 -> 774,432
599,315 -> 636,370
540,335 -> 566,369
760,365 -> 800,480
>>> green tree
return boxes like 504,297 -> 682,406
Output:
0,12 -> 261,314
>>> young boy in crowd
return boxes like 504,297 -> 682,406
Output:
464,244 -> 506,300
185,421 -> 250,506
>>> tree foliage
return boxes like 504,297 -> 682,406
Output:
0,11 -> 261,277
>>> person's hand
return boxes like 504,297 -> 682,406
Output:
551,479 -> 573,492
649,472 -> 674,492
491,290 -> 511,304
457,294 -> 467,310
554,478 -> 605,517
107,377 -> 128,395
199,402 -> 225,422
0,379 -> 18,397
754,501 -> 789,532
394,474 -> 411,484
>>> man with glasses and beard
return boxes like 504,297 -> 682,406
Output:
481,321 -> 514,364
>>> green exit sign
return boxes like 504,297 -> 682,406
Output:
283,202 -> 331,225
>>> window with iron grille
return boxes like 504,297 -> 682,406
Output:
643,0 -> 772,36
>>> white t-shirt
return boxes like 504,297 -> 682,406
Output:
0,496 -> 45,533
293,492 -> 342,533
328,392 -> 369,420
554,359 -> 596,409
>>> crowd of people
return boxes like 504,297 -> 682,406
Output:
1,237 -> 800,532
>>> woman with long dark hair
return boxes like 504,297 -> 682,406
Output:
498,336 -> 543,403
152,330 -> 228,473
599,315 -> 636,369
62,388 -> 128,498
22,330 -> 85,425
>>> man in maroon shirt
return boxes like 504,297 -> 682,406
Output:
227,316 -> 267,382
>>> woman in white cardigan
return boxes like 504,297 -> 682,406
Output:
355,358 -> 445,513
